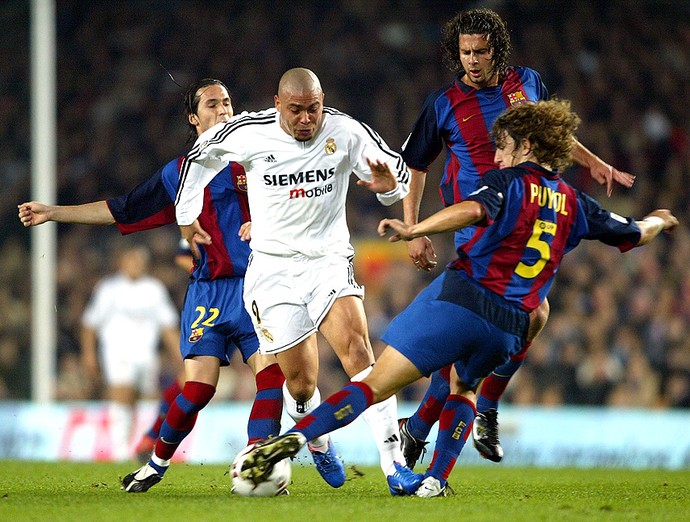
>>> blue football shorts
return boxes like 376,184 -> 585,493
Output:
381,270 -> 527,389
179,277 -> 259,365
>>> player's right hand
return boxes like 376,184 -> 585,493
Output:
378,218 -> 414,242
407,236 -> 437,271
646,209 -> 679,231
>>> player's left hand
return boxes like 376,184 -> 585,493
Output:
180,220 -> 211,259
589,162 -> 635,197
358,158 -> 397,193
378,218 -> 414,242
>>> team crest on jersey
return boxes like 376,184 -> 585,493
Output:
325,138 -> 337,155
260,328 -> 274,343
508,91 -> 527,106
236,173 -> 248,192
189,327 -> 204,343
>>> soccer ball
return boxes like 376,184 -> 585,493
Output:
230,443 -> 291,497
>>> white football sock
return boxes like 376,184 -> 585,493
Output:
282,382 -> 330,451
351,365 -> 405,476
108,401 -> 133,462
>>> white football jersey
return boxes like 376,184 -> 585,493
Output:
175,108 -> 410,257
82,274 -> 178,360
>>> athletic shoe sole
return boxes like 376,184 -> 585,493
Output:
241,434 -> 304,483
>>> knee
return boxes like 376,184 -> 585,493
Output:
339,338 -> 375,376
284,376 -> 317,403
461,389 -> 477,405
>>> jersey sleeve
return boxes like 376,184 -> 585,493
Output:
571,191 -> 642,252
521,67 -> 549,101
347,116 -> 410,205
400,87 -> 448,171
465,168 -> 515,224
176,119 -> 245,225
106,159 -> 180,234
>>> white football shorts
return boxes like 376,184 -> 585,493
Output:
243,251 -> 365,354
100,344 -> 159,396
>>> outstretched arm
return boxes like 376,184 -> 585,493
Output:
18,200 -> 114,227
379,200 -> 484,242
176,123 -> 232,226
572,139 -> 635,197
80,325 -> 101,386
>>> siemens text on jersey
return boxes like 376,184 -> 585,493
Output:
263,168 -> 336,186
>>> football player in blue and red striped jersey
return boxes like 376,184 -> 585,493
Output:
19,79 -> 285,492
239,98 -> 676,498
398,8 -> 636,465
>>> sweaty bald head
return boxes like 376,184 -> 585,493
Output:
278,68 -> 323,98
275,68 -> 325,141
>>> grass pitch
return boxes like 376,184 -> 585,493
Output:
0,460 -> 688,521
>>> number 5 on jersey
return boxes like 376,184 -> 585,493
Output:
515,219 -> 556,279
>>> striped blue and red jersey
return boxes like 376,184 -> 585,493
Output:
106,157 -> 251,281
402,67 -> 547,246
452,162 -> 641,313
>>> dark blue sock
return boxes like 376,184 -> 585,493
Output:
247,363 -> 284,444
289,382 -> 373,442
425,394 -> 476,485
407,366 -> 450,440
145,379 -> 182,439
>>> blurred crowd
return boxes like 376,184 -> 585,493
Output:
1,0 -> 688,408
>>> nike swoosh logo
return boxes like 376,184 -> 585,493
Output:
462,115 -> 477,122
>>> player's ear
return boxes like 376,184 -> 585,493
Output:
189,113 -> 199,126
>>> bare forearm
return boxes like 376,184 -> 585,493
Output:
79,327 -> 99,372
50,201 -> 115,225
571,138 -> 602,169
403,168 -> 426,225
409,201 -> 484,238
162,327 -> 181,357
